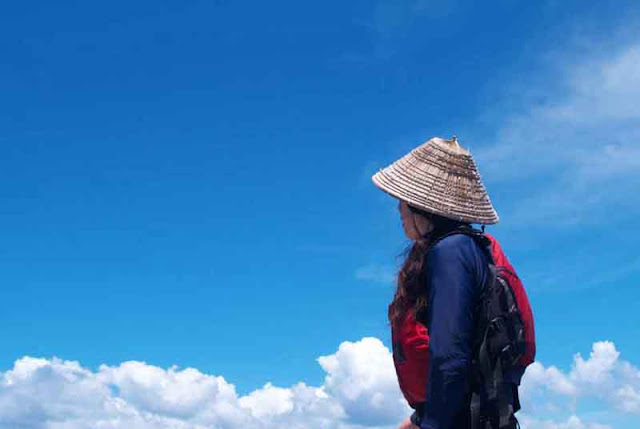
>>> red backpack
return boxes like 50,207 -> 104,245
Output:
391,308 -> 431,407
391,231 -> 536,409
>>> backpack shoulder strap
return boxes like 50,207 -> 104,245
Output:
429,225 -> 496,265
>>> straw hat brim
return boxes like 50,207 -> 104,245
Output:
372,137 -> 499,225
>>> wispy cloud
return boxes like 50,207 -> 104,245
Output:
474,40 -> 640,226
370,0 -> 458,38
336,0 -> 461,64
355,263 -> 397,284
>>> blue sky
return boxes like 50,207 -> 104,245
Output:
1,1 -> 640,428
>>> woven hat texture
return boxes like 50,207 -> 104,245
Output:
372,136 -> 499,225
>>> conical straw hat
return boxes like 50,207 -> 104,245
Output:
372,136 -> 499,225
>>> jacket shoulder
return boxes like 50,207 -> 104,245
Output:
428,232 -> 489,285
430,232 -> 478,253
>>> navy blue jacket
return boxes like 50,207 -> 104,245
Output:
413,233 -> 493,429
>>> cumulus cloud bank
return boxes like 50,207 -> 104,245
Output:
0,338 -> 638,428
0,337 -> 406,429
519,341 -> 640,427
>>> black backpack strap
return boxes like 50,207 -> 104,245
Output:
470,384 -> 520,429
470,392 -> 484,429
428,225 -> 493,260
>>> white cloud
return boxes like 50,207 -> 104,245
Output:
238,382 -> 294,418
0,356 -> 246,429
520,361 -> 577,397
520,341 -> 640,427
571,341 -> 620,387
98,361 -> 238,419
519,414 -> 613,429
0,338 -> 406,429
318,337 -> 410,425
616,385 -> 640,413
1,339 -> 638,428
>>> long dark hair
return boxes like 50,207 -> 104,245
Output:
388,206 -> 466,327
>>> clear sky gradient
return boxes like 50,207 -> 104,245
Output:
1,1 -> 639,427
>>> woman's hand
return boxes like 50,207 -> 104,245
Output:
397,417 -> 419,429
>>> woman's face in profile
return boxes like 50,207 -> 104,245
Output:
399,201 -> 420,240
399,201 -> 434,240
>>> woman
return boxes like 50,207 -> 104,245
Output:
371,137 -> 529,429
